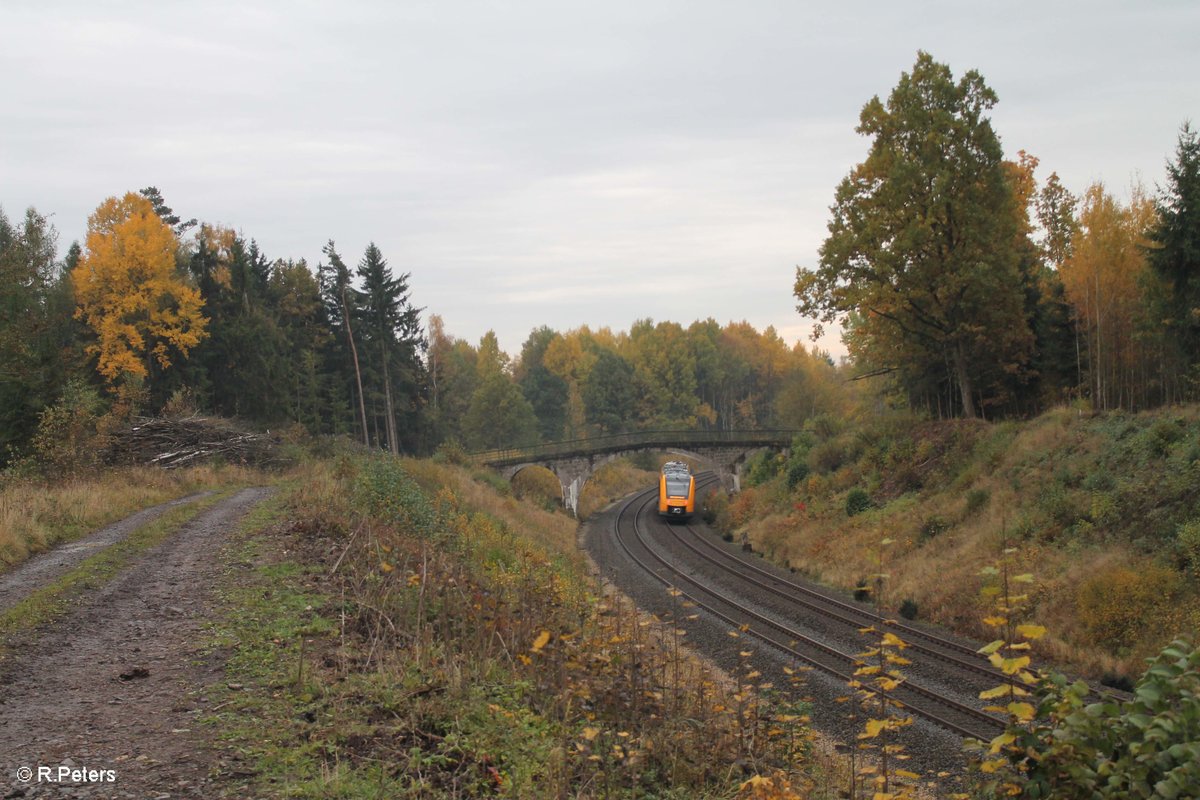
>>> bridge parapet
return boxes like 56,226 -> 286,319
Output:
471,430 -> 798,516
470,429 -> 797,468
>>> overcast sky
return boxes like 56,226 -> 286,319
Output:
3,1 -> 1197,358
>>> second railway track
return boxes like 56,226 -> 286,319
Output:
610,477 -> 1008,743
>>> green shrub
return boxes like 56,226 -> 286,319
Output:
919,515 -> 949,542
965,488 -> 990,515
785,459 -> 809,490
1082,470 -> 1116,491
744,450 -> 782,487
898,598 -> 918,620
989,638 -> 1200,798
1089,492 -> 1119,526
30,379 -> 110,476
1147,418 -> 1184,457
1176,519 -> 1200,573
845,488 -> 871,516
432,438 -> 469,465
811,439 -> 847,473
354,458 -> 436,537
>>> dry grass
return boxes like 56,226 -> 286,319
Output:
578,459 -> 660,519
737,405 -> 1200,681
0,464 -> 259,571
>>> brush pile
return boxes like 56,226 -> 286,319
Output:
108,416 -> 280,469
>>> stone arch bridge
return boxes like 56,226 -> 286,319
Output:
469,430 -> 797,516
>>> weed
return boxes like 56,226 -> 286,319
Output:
845,488 -> 871,517
964,488 -> 990,515
918,515 -> 949,543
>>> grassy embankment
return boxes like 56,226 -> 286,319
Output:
711,405 -> 1200,683
202,454 -> 829,799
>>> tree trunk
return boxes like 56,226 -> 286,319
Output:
953,343 -> 977,418
380,338 -> 399,455
341,288 -> 369,447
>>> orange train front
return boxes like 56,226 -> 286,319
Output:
658,460 -> 695,520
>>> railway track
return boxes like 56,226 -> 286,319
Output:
674,480 -> 1011,687
612,479 -> 1008,743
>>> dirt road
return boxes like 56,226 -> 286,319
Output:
0,487 -> 271,799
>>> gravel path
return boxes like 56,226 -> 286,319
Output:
0,493 -> 211,614
0,487 -> 271,800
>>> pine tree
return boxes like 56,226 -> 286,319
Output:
355,243 -> 424,454
321,241 -> 369,445
1146,122 -> 1200,397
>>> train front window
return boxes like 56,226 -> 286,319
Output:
666,478 -> 690,497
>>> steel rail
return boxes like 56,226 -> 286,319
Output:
611,484 -> 1006,742
666,493 -> 1009,686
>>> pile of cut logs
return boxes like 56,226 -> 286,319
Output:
108,416 -> 279,468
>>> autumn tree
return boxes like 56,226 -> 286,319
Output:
543,329 -> 599,438
462,331 -> 537,450
515,326 -> 569,441
626,319 -> 698,426
795,51 -> 1032,418
72,192 -> 208,391
423,314 -> 479,448
1060,183 -> 1158,410
582,347 -> 636,434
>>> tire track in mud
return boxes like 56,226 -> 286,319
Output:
0,493 -> 211,614
0,487 -> 272,799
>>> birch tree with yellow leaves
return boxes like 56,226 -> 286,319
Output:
72,192 -> 208,389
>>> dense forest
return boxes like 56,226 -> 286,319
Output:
2,53 -> 1197,467
0,187 -> 848,465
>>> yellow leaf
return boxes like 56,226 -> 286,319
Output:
982,615 -> 1008,628
895,769 -> 921,779
581,726 -> 600,741
979,639 -> 1005,655
1007,702 -> 1036,722
859,718 -> 887,739
980,685 -> 1011,700
988,732 -> 1017,754
881,632 -> 907,648
379,561 -> 394,573
1015,624 -> 1047,641
1000,656 -> 1031,675
531,630 -> 551,653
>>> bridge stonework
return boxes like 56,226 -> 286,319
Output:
498,443 -> 781,516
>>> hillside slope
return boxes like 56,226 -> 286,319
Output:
715,405 -> 1200,682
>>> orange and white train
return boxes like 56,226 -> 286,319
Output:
658,460 -> 695,520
